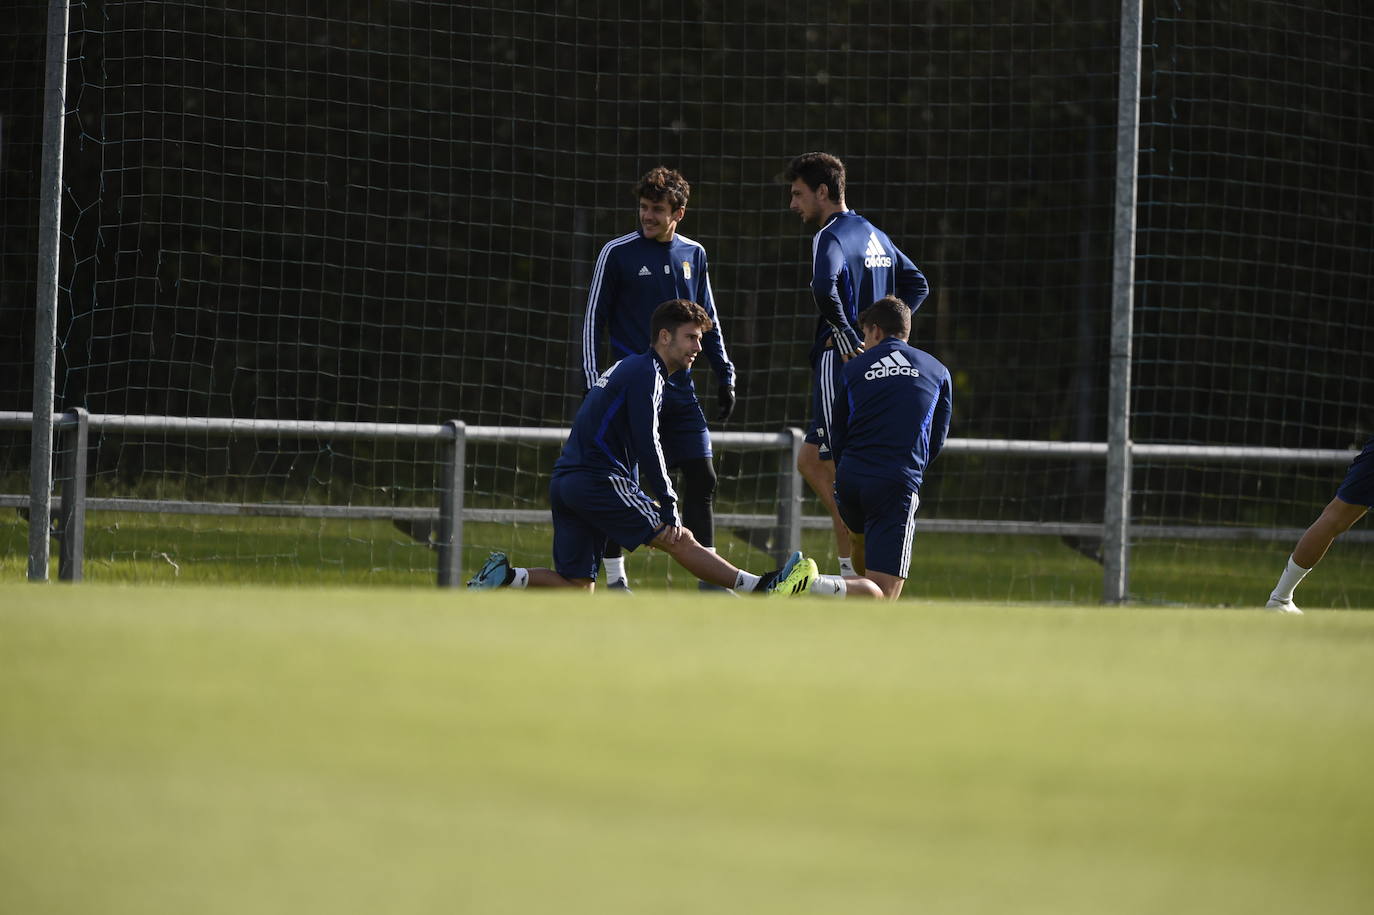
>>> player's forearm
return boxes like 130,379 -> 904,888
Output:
704,345 -> 736,387
928,397 -> 952,462
825,316 -> 863,356
640,469 -> 679,526
812,287 -> 860,355
581,314 -> 601,388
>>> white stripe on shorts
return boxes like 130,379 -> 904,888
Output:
819,348 -> 836,450
610,474 -> 661,529
898,492 -> 920,579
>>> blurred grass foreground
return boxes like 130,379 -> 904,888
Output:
2,585 -> 1372,914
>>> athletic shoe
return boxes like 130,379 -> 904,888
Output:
751,569 -> 780,593
467,551 -> 512,589
767,550 -> 817,597
606,578 -> 634,594
1265,597 -> 1303,615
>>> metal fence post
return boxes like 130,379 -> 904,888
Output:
29,0 -> 71,582
57,407 -> 88,581
437,419 -> 466,587
774,427 -> 805,563
1104,0 -> 1143,604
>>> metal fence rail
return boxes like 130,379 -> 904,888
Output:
2,410 -> 1362,587
1,410 -> 806,585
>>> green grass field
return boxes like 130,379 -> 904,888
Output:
3,584 -> 1372,914
4,510 -> 1372,608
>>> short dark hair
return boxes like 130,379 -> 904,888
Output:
635,166 -> 690,211
858,296 -> 911,340
650,298 -> 713,344
784,152 -> 846,203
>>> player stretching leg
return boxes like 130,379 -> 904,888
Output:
471,299 -> 813,597
582,167 -> 737,593
809,296 -> 952,601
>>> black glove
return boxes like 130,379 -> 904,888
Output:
717,384 -> 736,422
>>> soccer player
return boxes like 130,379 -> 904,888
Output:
582,167 -> 737,592
826,296 -> 951,600
470,299 -> 816,597
784,152 -> 929,576
1265,435 -> 1373,614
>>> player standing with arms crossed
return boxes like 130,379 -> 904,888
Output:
784,152 -> 929,576
582,167 -> 737,593
470,299 -> 816,597
826,296 -> 951,599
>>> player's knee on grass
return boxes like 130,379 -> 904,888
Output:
843,577 -> 886,599
866,570 -> 905,599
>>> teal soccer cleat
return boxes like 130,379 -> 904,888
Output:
467,551 -> 512,589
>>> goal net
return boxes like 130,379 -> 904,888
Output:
1130,2 -> 1373,607
3,1 -> 1370,605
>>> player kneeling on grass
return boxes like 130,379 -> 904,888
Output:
819,295 -> 952,600
468,298 -> 817,597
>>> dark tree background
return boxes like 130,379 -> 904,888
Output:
2,0 -> 1369,525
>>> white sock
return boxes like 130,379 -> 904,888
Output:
511,567 -> 530,589
811,574 -> 847,597
838,556 -> 856,577
604,556 -> 627,583
734,570 -> 761,591
1270,555 -> 1311,602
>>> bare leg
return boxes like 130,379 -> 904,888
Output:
649,526 -> 741,588
1269,497 -> 1367,610
1291,497 -> 1368,569
812,533 -> 895,597
525,569 -> 594,590
841,576 -> 886,598
797,442 -> 859,568
864,569 -> 906,600
848,530 -> 868,577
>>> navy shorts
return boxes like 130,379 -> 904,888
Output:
549,471 -> 668,581
833,472 -> 920,579
803,348 -> 842,460
659,373 -> 712,466
1335,436 -> 1374,508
